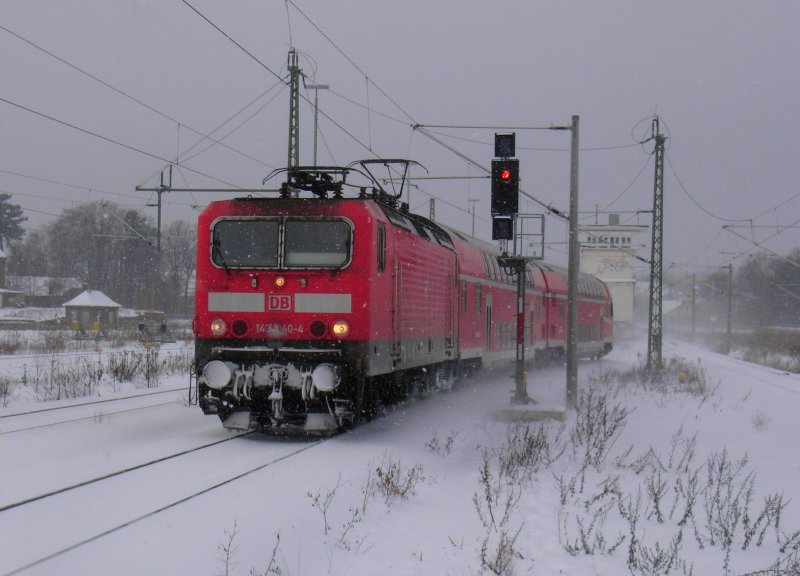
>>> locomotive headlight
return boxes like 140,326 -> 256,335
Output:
202,360 -> 232,390
210,318 -> 227,336
331,320 -> 350,338
274,276 -> 286,289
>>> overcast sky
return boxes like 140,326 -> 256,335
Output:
1,1 -> 798,273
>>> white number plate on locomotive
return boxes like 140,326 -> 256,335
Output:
254,323 -> 305,336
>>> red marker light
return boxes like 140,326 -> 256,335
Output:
499,169 -> 512,181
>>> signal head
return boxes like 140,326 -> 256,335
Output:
490,159 -> 520,216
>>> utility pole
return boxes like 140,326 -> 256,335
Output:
157,166 -> 171,252
691,273 -> 696,342
725,262 -> 733,353
468,199 -> 479,236
647,117 -> 666,371
566,115 -> 580,409
429,198 -> 435,220
287,49 -> 301,172
306,83 -> 329,166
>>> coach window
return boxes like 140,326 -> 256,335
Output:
377,224 -> 386,272
284,219 -> 351,268
212,219 -> 279,267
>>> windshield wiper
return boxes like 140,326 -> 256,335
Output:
212,239 -> 231,275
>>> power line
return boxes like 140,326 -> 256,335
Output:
595,154 -> 652,214
418,128 -> 644,152
0,168 -> 145,201
139,80 -> 287,187
277,2 -> 567,228
326,88 -> 408,126
723,225 -> 800,273
285,0 -> 417,124
666,155 -> 749,222
0,23 -> 276,174
181,2 -> 385,163
414,125 -> 568,221
749,190 -> 800,222
0,96 -> 243,188
179,0 -> 286,85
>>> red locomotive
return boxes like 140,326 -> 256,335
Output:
193,162 -> 612,433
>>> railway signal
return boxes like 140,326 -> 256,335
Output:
490,159 -> 519,216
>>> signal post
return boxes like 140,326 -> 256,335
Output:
491,133 -> 535,406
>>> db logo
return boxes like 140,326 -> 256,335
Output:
267,295 -> 292,311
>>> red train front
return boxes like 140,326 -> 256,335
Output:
192,163 -> 612,434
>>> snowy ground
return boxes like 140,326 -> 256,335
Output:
1,336 -> 799,575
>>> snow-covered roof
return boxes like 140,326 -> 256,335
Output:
63,290 -> 122,308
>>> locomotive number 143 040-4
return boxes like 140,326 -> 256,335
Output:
254,323 -> 304,336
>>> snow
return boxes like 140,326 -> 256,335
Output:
1,336 -> 799,575
62,290 -> 122,308
0,306 -> 63,322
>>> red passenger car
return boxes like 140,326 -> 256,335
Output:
193,164 -> 612,433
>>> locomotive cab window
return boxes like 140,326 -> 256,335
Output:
284,219 -> 351,268
210,218 -> 351,269
212,219 -> 279,267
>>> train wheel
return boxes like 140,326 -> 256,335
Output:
359,379 -> 383,422
435,364 -> 455,391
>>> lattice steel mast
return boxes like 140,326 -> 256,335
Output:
647,117 -> 666,370
287,49 -> 301,171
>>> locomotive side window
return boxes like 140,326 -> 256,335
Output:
431,229 -> 453,250
377,224 -> 386,272
212,219 -> 279,267
284,220 -> 351,267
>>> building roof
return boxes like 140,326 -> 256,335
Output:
63,290 -> 122,308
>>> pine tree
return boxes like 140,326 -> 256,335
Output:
0,193 -> 27,251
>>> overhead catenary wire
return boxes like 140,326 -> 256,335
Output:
666,155 -> 750,223
180,0 -> 286,85
418,127 -> 645,152
0,167 -> 197,209
594,154 -> 653,215
182,1 -> 386,165
0,22 -> 278,178
413,125 -> 569,221
326,88 -> 409,126
285,0 -> 417,124
274,3 -> 572,227
0,95 -> 243,189
138,79 -> 287,187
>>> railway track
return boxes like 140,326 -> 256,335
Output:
670,340 -> 800,397
0,385 -> 188,419
0,400 -> 180,436
0,434 -> 324,576
0,386 -> 191,435
0,432 -> 252,513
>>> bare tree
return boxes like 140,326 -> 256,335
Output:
161,220 -> 196,315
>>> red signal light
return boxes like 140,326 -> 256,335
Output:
491,158 -> 519,215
